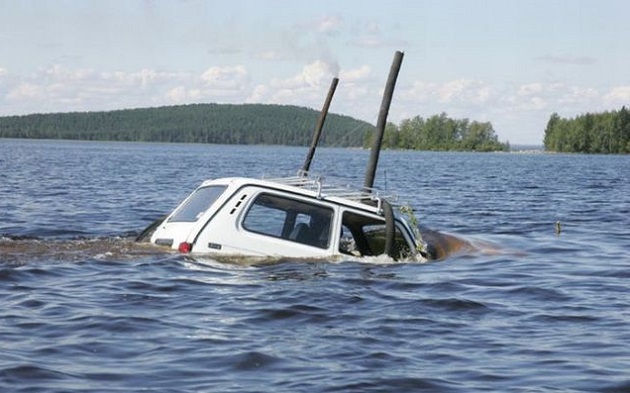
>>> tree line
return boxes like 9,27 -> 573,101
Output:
0,104 -> 373,147
366,113 -> 509,152
543,107 -> 630,154
0,103 -> 509,151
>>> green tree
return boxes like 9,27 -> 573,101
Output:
543,107 -> 630,154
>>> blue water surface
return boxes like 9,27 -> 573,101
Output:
1,139 -> 629,392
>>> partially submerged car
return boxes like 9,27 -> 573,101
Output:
143,175 -> 427,261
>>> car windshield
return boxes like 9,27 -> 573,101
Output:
168,185 -> 227,222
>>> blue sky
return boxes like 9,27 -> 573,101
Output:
1,0 -> 628,144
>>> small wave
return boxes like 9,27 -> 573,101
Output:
0,364 -> 73,383
527,313 -> 600,324
326,376 -> 456,392
181,252 -> 423,269
600,380 -> 630,393
421,297 -> 490,313
505,285 -> 572,302
227,351 -> 285,371
0,236 -> 173,265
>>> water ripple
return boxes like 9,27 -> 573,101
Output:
1,141 -> 629,392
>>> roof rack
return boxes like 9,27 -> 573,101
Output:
261,173 -> 398,205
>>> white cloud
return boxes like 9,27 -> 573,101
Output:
135,68 -> 157,88
105,68 -> 185,87
41,65 -> 96,82
559,87 -> 599,105
516,82 -> 544,96
200,65 -> 249,90
535,54 -> 597,65
475,86 -> 491,103
340,65 -> 371,83
7,83 -> 45,100
256,51 -> 282,61
363,21 -> 381,35
514,96 -> 547,111
246,84 -> 269,103
351,35 -> 407,49
400,80 -> 436,103
244,59 -> 352,112
271,60 -> 337,90
314,15 -> 343,34
349,20 -> 409,48
437,79 -> 483,103
508,82 -> 569,112
3,65 -> 199,113
302,60 -> 336,87
399,78 -> 492,107
164,86 -> 204,104
165,86 -> 187,103
505,82 -> 628,115
604,86 -> 630,106
105,68 -> 160,88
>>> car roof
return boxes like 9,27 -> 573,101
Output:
198,176 -> 393,216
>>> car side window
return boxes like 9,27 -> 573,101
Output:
242,193 -> 333,249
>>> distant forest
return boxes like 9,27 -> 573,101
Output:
0,104 -> 373,147
543,107 -> 630,154
0,103 -> 509,151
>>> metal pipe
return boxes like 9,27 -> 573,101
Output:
363,51 -> 404,190
301,77 -> 339,174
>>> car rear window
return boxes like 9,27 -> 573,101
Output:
168,185 -> 227,222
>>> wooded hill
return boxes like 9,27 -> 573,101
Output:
0,103 -> 510,151
0,104 -> 373,147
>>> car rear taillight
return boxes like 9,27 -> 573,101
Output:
178,242 -> 192,253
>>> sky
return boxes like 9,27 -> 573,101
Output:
1,0 -> 629,145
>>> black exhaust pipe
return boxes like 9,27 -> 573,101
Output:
301,77 -> 339,174
363,51 -> 404,190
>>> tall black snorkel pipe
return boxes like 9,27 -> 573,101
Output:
364,50 -> 404,190
301,77 -> 339,174
363,51 -> 404,260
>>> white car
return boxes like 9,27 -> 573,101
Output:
144,175 -> 427,261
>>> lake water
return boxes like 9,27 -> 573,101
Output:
1,139 -> 629,392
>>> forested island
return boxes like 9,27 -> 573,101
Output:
543,107 -> 630,154
0,103 -> 509,151
369,113 -> 509,152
